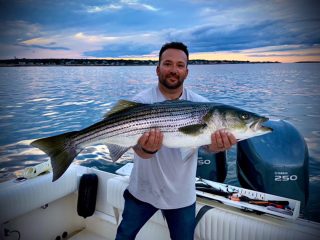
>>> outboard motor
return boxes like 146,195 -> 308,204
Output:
197,146 -> 227,183
237,120 -> 309,207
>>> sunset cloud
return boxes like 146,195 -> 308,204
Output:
0,0 -> 319,62
86,0 -> 159,13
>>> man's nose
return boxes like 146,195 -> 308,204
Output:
170,66 -> 179,74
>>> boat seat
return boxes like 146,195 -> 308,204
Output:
106,176 -> 168,225
0,167 -> 77,224
106,175 -> 129,212
106,176 -> 171,240
106,175 -> 317,240
194,201 -> 316,240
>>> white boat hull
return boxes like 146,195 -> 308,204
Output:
0,164 -> 319,240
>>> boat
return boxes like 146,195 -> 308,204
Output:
0,161 -> 319,240
1,120 -> 319,240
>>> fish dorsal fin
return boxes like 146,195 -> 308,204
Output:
104,100 -> 144,118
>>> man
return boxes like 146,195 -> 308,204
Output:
115,42 -> 237,240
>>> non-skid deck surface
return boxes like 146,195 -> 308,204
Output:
69,229 -> 113,240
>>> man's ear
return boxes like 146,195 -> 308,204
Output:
156,65 -> 160,76
186,67 -> 189,76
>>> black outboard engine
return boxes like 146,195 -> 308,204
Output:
237,120 -> 309,207
197,146 -> 227,183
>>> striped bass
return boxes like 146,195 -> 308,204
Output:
31,100 -> 272,181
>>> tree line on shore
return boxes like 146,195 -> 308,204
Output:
0,58 -> 280,66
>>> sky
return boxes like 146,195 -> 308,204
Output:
0,0 -> 319,63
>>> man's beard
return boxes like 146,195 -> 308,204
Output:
159,74 -> 184,89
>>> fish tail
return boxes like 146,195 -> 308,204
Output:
31,131 -> 80,182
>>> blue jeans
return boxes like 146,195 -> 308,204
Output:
115,189 -> 196,240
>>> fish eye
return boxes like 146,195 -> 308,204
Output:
239,113 -> 250,120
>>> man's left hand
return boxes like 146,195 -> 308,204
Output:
207,129 -> 237,153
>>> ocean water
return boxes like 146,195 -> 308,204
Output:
0,63 -> 319,222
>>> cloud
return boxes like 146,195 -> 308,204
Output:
74,32 -> 120,43
16,37 -> 70,51
242,44 -> 319,53
0,0 -> 319,62
6,29 -> 164,59
243,44 -> 320,58
188,0 -> 320,52
0,21 -> 42,43
86,4 -> 123,13
122,0 -> 159,11
21,37 -> 57,46
162,17 -> 320,54
0,42 -> 81,59
74,31 -> 164,58
16,43 -> 70,51
83,43 -> 154,58
249,52 -> 320,57
86,0 -> 159,13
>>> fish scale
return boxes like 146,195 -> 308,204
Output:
74,103 -> 207,144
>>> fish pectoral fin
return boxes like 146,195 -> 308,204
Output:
178,124 -> 207,136
104,100 -> 145,118
107,144 -> 130,162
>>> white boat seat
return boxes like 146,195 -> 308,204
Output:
105,174 -> 320,240
106,175 -> 129,210
0,167 -> 77,224
194,201 -> 318,240
107,176 -> 168,225
106,176 -> 171,240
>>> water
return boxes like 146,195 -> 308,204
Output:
0,64 -> 319,222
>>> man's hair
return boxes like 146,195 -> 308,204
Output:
158,42 -> 189,63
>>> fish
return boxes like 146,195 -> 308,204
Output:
31,99 -> 272,181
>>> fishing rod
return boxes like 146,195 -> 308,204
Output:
195,178 -> 289,209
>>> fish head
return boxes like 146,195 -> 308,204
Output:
208,105 -> 273,141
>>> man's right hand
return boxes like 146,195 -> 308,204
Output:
134,128 -> 164,158
207,129 -> 237,153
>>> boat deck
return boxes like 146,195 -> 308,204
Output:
70,229 -> 111,240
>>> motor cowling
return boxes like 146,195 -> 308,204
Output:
197,146 -> 227,183
237,120 -> 309,207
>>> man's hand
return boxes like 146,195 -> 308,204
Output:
207,129 -> 237,153
134,128 -> 163,158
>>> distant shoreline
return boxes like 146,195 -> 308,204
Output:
0,58 -> 282,67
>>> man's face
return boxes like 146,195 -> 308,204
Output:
157,48 -> 189,90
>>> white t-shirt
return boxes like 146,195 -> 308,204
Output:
128,85 -> 208,209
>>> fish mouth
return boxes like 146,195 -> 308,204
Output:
249,117 -> 273,132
